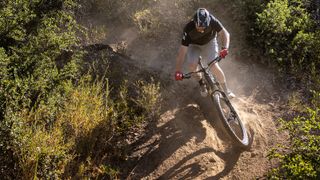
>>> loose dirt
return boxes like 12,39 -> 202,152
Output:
98,1 -> 289,179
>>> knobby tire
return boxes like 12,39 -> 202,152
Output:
212,91 -> 249,148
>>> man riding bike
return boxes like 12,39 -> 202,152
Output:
175,8 -> 235,98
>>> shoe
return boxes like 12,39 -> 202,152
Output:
220,83 -> 235,99
227,90 -> 236,99
199,79 -> 208,97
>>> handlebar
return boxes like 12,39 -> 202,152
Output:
182,55 -> 222,79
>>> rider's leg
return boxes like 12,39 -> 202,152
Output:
186,45 -> 202,81
189,62 -> 200,80
210,63 -> 235,98
210,63 -> 227,90
186,45 -> 208,96
200,39 -> 235,98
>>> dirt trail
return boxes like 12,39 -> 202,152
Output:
102,1 -> 288,179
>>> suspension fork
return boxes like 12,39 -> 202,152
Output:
202,69 -> 216,89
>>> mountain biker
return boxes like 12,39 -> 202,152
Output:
174,8 -> 235,98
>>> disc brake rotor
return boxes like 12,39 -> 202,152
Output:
220,98 -> 242,137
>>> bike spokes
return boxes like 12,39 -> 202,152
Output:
213,91 -> 249,148
220,99 -> 243,137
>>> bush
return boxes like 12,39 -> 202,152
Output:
240,0 -> 320,85
0,0 -> 161,178
234,0 -> 320,178
0,0 -> 98,178
133,9 -> 160,35
60,77 -> 162,179
0,0 -> 82,177
268,92 -> 320,179
255,0 -> 312,68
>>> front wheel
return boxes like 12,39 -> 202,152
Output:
212,91 -> 249,148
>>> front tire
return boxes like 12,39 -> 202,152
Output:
212,91 -> 249,148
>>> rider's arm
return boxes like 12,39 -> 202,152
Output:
175,45 -> 188,72
218,28 -> 230,49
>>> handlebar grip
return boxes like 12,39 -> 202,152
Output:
216,56 -> 222,62
208,56 -> 222,67
182,74 -> 192,79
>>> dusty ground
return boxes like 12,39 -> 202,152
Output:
97,0 -> 289,179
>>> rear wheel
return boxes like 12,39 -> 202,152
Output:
212,91 -> 249,148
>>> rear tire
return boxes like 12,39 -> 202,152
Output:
212,91 -> 249,148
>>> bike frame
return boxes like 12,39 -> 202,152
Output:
183,56 -> 226,97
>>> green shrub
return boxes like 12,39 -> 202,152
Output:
60,77 -> 162,179
268,103 -> 320,179
12,117 -> 73,179
256,0 -> 312,68
257,0 -> 291,34
57,78 -> 110,139
238,0 -> 320,92
0,0 -> 163,178
133,9 -> 160,35
111,78 -> 161,133
234,0 -> 320,178
6,76 -> 108,179
241,0 -> 320,83
0,0 -> 82,178
134,78 -> 162,118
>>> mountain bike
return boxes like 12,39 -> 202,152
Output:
182,56 -> 250,148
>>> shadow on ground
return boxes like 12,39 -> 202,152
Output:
125,86 -> 244,179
